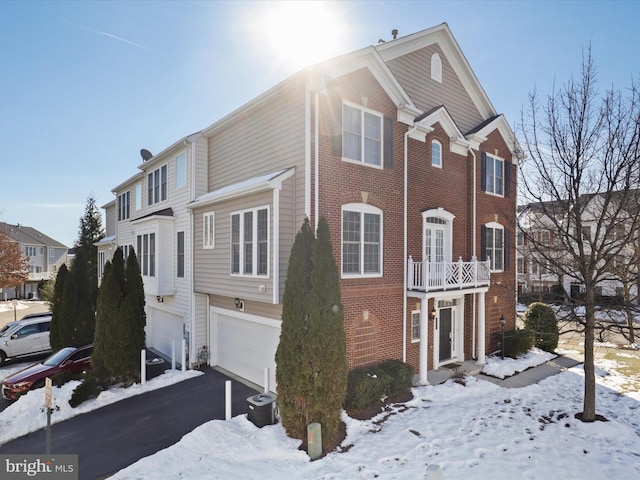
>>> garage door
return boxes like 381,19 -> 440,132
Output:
211,307 -> 280,390
147,308 -> 184,359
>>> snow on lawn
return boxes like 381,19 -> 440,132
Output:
0,368 -> 203,446
111,358 -> 640,480
482,348 -> 556,379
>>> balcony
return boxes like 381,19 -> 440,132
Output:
407,256 -> 490,292
28,272 -> 54,282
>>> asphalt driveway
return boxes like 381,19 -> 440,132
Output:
0,367 -> 259,479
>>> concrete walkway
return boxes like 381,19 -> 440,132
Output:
424,351 -> 585,388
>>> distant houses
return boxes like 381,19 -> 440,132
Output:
0,222 -> 69,300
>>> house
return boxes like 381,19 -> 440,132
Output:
186,23 -> 520,388
518,193 -> 640,302
0,222 -> 68,300
97,132 -> 209,365
99,23 -> 519,386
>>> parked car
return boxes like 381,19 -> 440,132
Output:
0,315 -> 52,365
1,344 -> 93,401
19,312 -> 53,320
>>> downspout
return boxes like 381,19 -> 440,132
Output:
314,92 -> 319,230
403,125 -> 418,363
469,147 -> 478,359
305,83 -> 312,222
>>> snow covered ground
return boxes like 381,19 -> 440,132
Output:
2,348 -> 639,479
110,353 -> 639,480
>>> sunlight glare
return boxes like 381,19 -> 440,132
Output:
245,1 -> 350,72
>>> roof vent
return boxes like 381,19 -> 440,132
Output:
392,29 -> 398,40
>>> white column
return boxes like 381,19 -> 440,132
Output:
476,292 -> 486,365
418,301 -> 430,385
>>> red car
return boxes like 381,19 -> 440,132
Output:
1,344 -> 93,401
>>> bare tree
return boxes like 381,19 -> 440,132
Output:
519,48 -> 640,422
0,230 -> 29,292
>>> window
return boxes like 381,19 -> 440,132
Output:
203,212 -> 215,249
49,248 -> 55,259
343,103 -> 382,167
137,233 -> 156,277
230,207 -> 269,276
135,182 -> 142,210
148,165 -> 167,205
342,204 -> 383,277
431,53 -> 442,83
517,257 -> 525,274
411,311 -> 420,342
431,140 -> 442,168
177,231 -> 185,278
25,246 -> 37,257
175,152 -> 186,188
39,247 -> 44,255
482,153 -> 504,196
517,230 -> 524,246
118,191 -> 130,221
98,251 -> 106,279
483,223 -> 505,272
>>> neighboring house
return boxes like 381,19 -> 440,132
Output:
518,194 -> 640,301
97,132 -> 209,366
186,23 -> 520,389
98,23 -> 519,386
0,222 -> 68,300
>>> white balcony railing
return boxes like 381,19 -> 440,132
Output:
407,256 -> 490,292
28,272 -> 54,282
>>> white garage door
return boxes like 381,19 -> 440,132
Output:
211,307 -> 280,390
147,308 -> 183,359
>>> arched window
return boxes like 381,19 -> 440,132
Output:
431,53 -> 442,83
431,140 -> 442,167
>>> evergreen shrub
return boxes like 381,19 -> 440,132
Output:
375,359 -> 414,396
504,329 -> 534,358
346,367 -> 392,409
69,373 -> 102,408
523,302 -> 559,352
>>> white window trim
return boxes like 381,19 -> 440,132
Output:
148,164 -> 168,206
411,310 -> 420,343
342,100 -> 384,170
485,153 -> 505,197
431,140 -> 442,168
341,203 -> 384,279
230,205 -> 270,278
422,208 -> 455,263
485,221 -> 505,272
203,212 -> 215,249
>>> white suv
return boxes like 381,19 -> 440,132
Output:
0,315 -> 52,365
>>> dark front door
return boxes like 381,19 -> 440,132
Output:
439,308 -> 452,362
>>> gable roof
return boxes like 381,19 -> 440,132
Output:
0,222 -> 68,249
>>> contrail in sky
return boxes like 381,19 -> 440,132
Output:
66,21 -> 151,50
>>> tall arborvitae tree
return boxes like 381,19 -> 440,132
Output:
307,217 -> 348,448
275,218 -> 315,441
49,264 -> 68,351
53,268 -> 77,351
92,253 -> 125,382
75,194 -> 104,312
275,217 -> 348,452
125,248 -> 146,379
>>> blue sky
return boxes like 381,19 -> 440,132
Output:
1,0 -> 639,248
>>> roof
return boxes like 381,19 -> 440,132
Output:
0,222 -> 68,249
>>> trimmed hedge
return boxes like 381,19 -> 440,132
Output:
376,359 -> 414,396
69,373 -> 102,408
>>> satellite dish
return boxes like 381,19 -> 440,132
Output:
140,149 -> 153,162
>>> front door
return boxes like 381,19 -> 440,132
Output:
439,308 -> 453,362
424,222 -> 445,263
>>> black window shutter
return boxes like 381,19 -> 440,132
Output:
504,161 -> 511,197
480,225 -> 487,261
384,116 -> 393,168
331,95 -> 342,157
481,152 -> 487,191
504,228 -> 511,270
